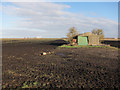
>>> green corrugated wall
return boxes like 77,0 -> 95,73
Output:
78,36 -> 88,45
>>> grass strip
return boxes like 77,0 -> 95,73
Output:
59,45 -> 119,50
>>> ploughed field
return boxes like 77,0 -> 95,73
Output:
2,39 -> 120,88
102,40 -> 120,48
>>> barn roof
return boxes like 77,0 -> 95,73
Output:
74,32 -> 99,37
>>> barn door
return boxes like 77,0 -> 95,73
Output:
78,36 -> 88,45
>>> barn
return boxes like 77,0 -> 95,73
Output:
73,32 -> 100,45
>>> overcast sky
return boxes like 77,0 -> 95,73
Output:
0,2 -> 118,38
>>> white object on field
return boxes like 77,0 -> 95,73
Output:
43,52 -> 47,55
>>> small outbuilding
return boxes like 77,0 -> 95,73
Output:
73,32 -> 100,45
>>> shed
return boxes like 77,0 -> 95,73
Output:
73,32 -> 100,45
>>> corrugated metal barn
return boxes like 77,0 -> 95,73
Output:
73,32 -> 100,45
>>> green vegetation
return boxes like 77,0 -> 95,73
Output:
22,81 -> 39,88
22,82 -> 29,88
59,45 -> 119,50
21,73 -> 55,88
33,81 -> 38,86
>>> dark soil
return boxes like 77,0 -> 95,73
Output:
2,40 -> 120,88
101,40 -> 120,48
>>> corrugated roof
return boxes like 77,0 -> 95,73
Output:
76,32 -> 98,37
80,32 -> 93,36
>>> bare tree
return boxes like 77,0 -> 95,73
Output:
67,27 -> 78,44
92,29 -> 97,34
92,29 -> 104,42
